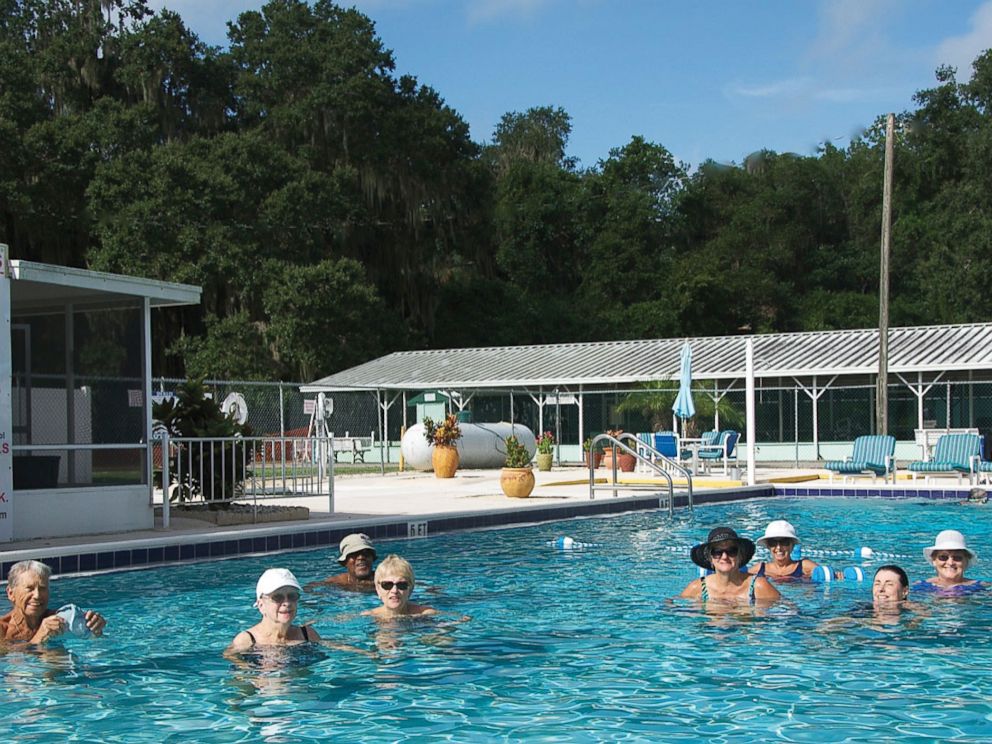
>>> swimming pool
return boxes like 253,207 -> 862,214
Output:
2,496 -> 991,741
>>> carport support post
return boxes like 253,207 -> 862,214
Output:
746,340 -> 756,486
142,297 -> 153,513
65,303 -> 75,485
578,386 -> 584,461
0,244 -> 13,540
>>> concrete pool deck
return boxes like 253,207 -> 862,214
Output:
0,467 -> 978,578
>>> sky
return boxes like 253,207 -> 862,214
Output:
145,0 -> 992,169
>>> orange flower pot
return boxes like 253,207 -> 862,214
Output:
500,467 -> 535,497
432,445 -> 459,478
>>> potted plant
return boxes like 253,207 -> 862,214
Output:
601,428 -> 622,470
600,428 -> 637,472
153,379 -> 252,508
535,431 -> 554,471
583,437 -> 603,469
500,435 -> 535,497
423,414 -> 462,478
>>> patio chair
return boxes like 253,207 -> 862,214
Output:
681,430 -> 720,462
823,435 -> 896,483
635,432 -> 680,472
696,430 -> 740,475
907,433 -> 983,484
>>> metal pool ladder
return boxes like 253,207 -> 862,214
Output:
587,432 -> 693,516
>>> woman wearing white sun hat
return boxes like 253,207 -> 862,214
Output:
225,568 -> 322,655
913,530 -> 986,595
748,520 -> 820,580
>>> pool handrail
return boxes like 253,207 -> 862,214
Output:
588,432 -> 693,516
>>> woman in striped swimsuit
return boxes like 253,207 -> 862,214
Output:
680,527 -> 780,604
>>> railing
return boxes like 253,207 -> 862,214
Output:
155,434 -> 335,527
588,432 -> 693,516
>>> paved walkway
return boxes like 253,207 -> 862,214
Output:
1,465 -> 968,560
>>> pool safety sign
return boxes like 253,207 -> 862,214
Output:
0,244 -> 12,541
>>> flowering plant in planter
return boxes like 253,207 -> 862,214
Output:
423,414 -> 462,447
536,431 -> 554,455
504,435 -> 533,468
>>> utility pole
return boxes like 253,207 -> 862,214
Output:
877,113 -> 895,435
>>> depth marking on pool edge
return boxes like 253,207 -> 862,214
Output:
407,521 -> 428,538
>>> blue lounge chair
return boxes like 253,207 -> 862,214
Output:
824,435 -> 896,483
696,430 -> 740,475
636,431 -> 680,472
907,433 -> 983,484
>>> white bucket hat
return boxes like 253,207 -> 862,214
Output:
923,530 -> 977,562
757,520 -> 799,547
254,568 -> 302,606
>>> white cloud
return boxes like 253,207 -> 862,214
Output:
935,0 -> 992,78
729,77 -> 812,99
809,0 -> 894,59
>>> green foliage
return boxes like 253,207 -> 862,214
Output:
504,435 -> 532,468
6,1 -> 992,379
616,380 -> 745,433
536,431 -> 554,455
422,414 -> 462,447
152,379 -> 252,505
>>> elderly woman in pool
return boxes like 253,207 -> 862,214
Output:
747,520 -> 819,580
680,527 -> 780,603
1,560 -> 106,643
913,530 -> 985,595
364,555 -> 437,619
226,568 -> 322,654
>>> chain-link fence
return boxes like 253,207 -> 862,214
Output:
17,368 -> 992,472
298,379 -> 992,465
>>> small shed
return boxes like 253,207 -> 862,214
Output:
0,246 -> 201,541
406,390 -> 451,423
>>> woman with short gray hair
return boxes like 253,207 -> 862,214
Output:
1,559 -> 106,643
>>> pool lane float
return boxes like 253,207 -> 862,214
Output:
810,565 -> 866,583
667,544 -> 911,561
695,565 -> 867,581
548,536 -> 601,550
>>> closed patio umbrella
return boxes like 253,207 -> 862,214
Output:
672,341 -> 695,436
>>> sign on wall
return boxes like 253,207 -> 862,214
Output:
0,244 -> 13,541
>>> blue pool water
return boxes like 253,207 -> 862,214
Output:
3,497 -> 992,741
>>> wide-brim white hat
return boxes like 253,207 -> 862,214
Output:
923,530 -> 976,562
757,520 -> 799,547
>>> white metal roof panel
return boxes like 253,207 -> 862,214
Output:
302,323 -> 992,392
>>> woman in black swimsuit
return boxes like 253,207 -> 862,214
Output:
225,568 -> 321,655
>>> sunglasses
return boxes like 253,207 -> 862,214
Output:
709,545 -> 739,558
267,591 -> 300,604
766,538 -> 794,548
934,552 -> 967,562
379,581 -> 410,591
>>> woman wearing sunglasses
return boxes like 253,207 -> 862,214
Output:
913,530 -> 986,595
748,520 -> 819,580
680,527 -> 780,603
226,568 -> 321,654
365,555 -> 437,619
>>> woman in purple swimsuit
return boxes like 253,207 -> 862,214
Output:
913,530 -> 986,595
748,520 -> 819,581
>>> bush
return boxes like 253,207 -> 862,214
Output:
153,379 -> 252,507
504,435 -> 532,468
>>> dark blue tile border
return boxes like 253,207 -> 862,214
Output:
0,483 -> 976,581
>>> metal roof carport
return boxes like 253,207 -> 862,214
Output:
303,323 -> 992,484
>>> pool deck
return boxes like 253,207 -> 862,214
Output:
0,467 -> 979,578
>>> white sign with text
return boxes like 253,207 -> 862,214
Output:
0,245 -> 13,541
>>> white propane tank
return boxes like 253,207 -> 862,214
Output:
401,422 -> 537,470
